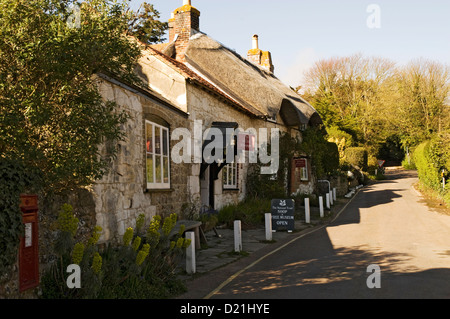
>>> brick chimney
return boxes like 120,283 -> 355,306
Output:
168,0 -> 200,62
247,35 -> 274,73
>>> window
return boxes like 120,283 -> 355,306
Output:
293,157 -> 309,182
146,120 -> 170,189
300,160 -> 309,181
223,162 -> 238,189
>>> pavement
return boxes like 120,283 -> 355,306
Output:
176,196 -> 352,299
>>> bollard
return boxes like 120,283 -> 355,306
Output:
319,196 -> 324,218
304,198 -> 310,224
333,188 -> 336,201
265,213 -> 272,241
326,193 -> 330,209
329,190 -> 334,205
185,231 -> 196,274
234,220 -> 242,252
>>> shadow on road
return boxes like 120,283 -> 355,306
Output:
218,241 -> 450,298
215,169 -> 450,299
384,169 -> 418,180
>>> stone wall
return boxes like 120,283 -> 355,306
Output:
94,78 -> 192,243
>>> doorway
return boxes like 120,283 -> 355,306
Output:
200,165 -> 216,211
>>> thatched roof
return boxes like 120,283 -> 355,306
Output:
184,32 -> 322,127
141,45 -> 259,117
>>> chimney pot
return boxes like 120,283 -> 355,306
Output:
248,34 -> 274,73
252,34 -> 259,50
169,0 -> 200,62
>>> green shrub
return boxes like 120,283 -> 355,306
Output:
413,141 -> 441,192
41,209 -> 189,299
444,189 -> 450,207
344,147 -> 368,171
402,156 -> 416,170
413,134 -> 450,208
0,159 -> 38,277
218,198 -> 271,228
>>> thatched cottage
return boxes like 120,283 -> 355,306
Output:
1,0 -> 325,297
90,0 -> 323,242
0,0 -> 327,298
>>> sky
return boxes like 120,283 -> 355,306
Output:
129,0 -> 450,88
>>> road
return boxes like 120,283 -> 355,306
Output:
211,169 -> 450,299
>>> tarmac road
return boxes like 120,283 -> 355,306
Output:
210,169 -> 450,299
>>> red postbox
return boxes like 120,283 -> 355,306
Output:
19,194 -> 39,292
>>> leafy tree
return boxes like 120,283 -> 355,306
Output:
302,54 -> 396,148
0,0 -> 167,272
127,2 -> 168,45
0,0 -> 143,192
301,53 -> 449,169
392,59 -> 450,149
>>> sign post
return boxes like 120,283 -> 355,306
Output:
271,199 -> 295,233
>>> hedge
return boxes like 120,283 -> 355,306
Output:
413,134 -> 450,205
344,147 -> 368,171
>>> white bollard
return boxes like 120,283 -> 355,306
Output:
185,231 -> 196,274
329,190 -> 334,205
326,193 -> 330,209
333,188 -> 337,201
234,220 -> 242,252
304,198 -> 310,224
319,196 -> 324,218
265,213 -> 272,241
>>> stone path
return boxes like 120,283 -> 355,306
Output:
176,198 -> 352,299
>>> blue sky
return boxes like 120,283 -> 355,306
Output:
129,0 -> 450,88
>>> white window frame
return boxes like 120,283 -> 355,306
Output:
222,162 -> 238,189
146,120 -> 170,189
300,160 -> 309,181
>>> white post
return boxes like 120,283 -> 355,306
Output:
319,196 -> 324,218
304,198 -> 310,224
443,170 -> 446,191
265,213 -> 272,241
234,220 -> 242,252
333,188 -> 337,201
329,190 -> 334,205
326,193 -> 330,209
185,231 -> 196,274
